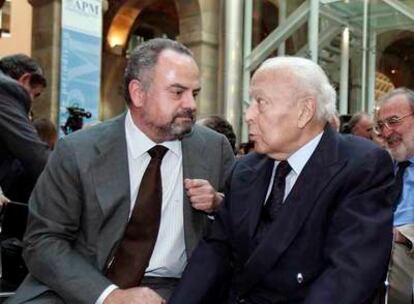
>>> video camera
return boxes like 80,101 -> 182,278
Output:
61,106 -> 92,135
67,106 -> 92,119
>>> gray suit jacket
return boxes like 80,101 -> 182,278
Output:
8,114 -> 234,304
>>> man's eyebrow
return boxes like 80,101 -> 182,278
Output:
169,84 -> 201,92
169,84 -> 187,90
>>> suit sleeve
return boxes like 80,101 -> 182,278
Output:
0,84 -> 49,181
169,161 -> 238,304
218,134 -> 236,192
23,139 -> 112,304
305,148 -> 394,304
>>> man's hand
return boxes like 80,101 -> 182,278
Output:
184,178 -> 224,213
103,287 -> 165,304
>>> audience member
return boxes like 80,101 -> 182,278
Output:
348,111 -> 374,139
0,54 -> 49,203
33,118 -> 58,149
9,38 -> 234,304
376,87 -> 414,304
236,141 -> 255,158
197,115 -> 237,153
339,114 -> 352,133
0,54 -> 49,287
170,56 -> 394,304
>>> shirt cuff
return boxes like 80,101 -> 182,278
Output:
95,284 -> 118,304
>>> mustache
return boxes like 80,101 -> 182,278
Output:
174,109 -> 195,121
386,133 -> 401,144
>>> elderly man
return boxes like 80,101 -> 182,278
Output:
169,57 -> 394,304
376,88 -> 414,304
8,38 -> 234,304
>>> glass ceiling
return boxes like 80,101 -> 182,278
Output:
320,0 -> 414,32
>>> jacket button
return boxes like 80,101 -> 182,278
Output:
297,273 -> 304,284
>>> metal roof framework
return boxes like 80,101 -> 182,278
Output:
240,0 -> 414,139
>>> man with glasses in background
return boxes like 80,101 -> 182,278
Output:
376,87 -> 414,304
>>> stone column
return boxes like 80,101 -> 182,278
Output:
222,0 -> 243,140
28,0 -> 61,124
29,0 -> 108,124
177,0 -> 220,117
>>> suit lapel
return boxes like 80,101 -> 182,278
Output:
92,114 -> 130,227
236,126 -> 347,295
231,156 -> 274,253
181,126 -> 211,256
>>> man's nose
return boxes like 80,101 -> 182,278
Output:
245,103 -> 257,123
183,93 -> 197,110
381,125 -> 393,138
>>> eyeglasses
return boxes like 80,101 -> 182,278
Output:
375,112 -> 414,132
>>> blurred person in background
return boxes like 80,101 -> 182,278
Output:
33,117 -> 58,149
236,141 -> 255,159
348,111 -> 374,140
197,115 -> 237,154
0,54 -> 49,287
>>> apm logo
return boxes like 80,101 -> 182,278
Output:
65,0 -> 99,17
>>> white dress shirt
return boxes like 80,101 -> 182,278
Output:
265,132 -> 323,203
96,111 -> 187,303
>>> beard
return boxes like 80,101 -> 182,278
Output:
141,108 -> 196,142
387,124 -> 414,161
162,109 -> 196,140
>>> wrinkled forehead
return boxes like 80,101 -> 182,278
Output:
250,67 -> 296,91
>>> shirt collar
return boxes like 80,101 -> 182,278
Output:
281,131 -> 323,175
125,110 -> 181,159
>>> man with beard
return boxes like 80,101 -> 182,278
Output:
376,88 -> 414,304
9,38 -> 234,304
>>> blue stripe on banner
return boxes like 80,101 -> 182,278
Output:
59,28 -> 101,136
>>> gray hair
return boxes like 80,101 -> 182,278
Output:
258,56 -> 336,121
377,87 -> 414,111
348,111 -> 369,131
124,38 -> 194,105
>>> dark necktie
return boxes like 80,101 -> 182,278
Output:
106,145 -> 168,288
254,160 -> 292,246
262,160 -> 292,220
392,161 -> 411,211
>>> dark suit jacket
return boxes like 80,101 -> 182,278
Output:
0,72 -> 49,239
169,126 -> 394,304
8,114 -> 234,304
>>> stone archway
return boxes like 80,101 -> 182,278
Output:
101,0 -> 178,119
377,30 -> 414,90
101,0 -> 221,120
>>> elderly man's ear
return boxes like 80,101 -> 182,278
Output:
297,97 -> 316,128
